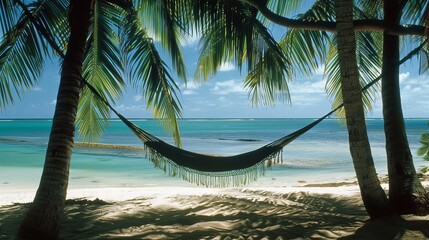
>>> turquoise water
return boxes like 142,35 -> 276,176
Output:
0,118 -> 428,190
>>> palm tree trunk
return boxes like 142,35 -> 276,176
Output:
382,0 -> 429,215
334,0 -> 394,219
17,1 -> 92,239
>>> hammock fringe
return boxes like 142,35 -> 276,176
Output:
144,144 -> 283,188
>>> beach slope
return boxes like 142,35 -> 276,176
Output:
1,186 -> 429,239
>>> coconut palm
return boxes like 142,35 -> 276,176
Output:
272,0 -> 429,215
2,0 -> 295,238
333,0 -> 394,218
1,0 -> 186,238
199,0 -> 429,216
380,0 -> 429,215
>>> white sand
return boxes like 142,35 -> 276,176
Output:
1,183 -> 429,239
0,184 -> 364,207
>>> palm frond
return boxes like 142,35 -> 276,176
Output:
34,0 -> 69,55
255,0 -> 303,25
280,29 -> 330,76
77,0 -> 126,142
121,10 -> 182,146
243,21 -> 292,105
194,1 -> 291,105
325,31 -> 383,118
355,0 -> 383,19
0,1 -> 52,109
403,0 -> 429,24
418,132 -> 429,161
266,0 -> 303,16
0,0 -> 18,34
279,0 -> 333,77
135,0 -> 187,80
193,1 -> 256,78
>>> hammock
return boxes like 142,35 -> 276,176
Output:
108,103 -> 342,187
22,9 -> 426,187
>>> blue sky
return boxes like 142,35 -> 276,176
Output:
1,25 -> 428,119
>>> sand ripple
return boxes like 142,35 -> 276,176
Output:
1,189 -> 429,239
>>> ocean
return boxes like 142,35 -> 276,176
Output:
1,118 -> 428,190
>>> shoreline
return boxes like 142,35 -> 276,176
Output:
0,185 -> 363,207
3,176 -> 429,207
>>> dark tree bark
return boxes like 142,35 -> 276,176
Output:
17,1 -> 92,239
335,0 -> 394,219
382,0 -> 429,215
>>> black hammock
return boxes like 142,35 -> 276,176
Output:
109,103 -> 341,187
24,9 -> 426,187
81,40 -> 425,187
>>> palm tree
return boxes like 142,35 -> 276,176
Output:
2,0 -> 294,238
1,0 -> 185,238
270,0 -> 429,215
17,2 -> 93,238
381,0 -> 429,215
218,0 -> 429,216
333,0 -> 394,218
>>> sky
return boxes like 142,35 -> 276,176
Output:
1,14 -> 429,119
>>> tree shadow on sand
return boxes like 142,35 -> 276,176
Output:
339,215 -> 429,240
1,190 -> 428,239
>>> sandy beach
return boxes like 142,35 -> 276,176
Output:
1,182 -> 429,239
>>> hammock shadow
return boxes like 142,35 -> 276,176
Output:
1,190 -> 372,239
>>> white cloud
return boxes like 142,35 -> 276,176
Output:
183,90 -> 196,95
290,94 -> 325,106
181,81 -> 201,90
32,87 -> 43,91
218,62 -> 235,72
193,99 -> 217,107
188,107 -> 202,112
286,79 -> 327,107
290,79 -> 325,94
399,74 -> 429,117
134,95 -> 143,102
116,104 -> 147,112
399,72 -> 410,83
50,100 -> 57,105
211,79 -> 245,95
180,81 -> 202,95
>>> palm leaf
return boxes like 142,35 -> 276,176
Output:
418,133 -> 429,161
77,0 -> 126,142
136,0 -> 187,80
355,0 -> 383,19
33,0 -> 69,55
0,0 -> 18,34
402,0 -> 429,24
243,20 -> 292,105
278,0 -> 333,76
266,0 -> 303,16
0,1 -> 51,108
121,9 -> 182,146
193,0 -> 291,105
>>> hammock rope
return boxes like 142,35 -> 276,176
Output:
19,5 -> 427,187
